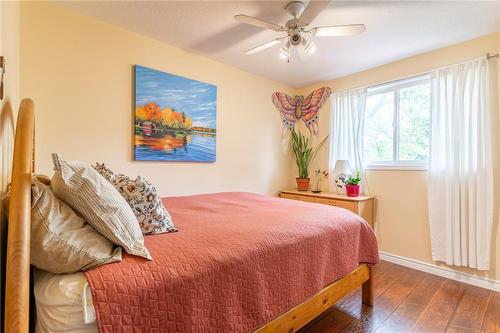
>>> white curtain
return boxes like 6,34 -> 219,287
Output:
329,88 -> 369,194
428,56 -> 493,270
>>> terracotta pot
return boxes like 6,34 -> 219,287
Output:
346,184 -> 360,197
296,178 -> 310,191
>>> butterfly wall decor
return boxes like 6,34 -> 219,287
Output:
272,87 -> 331,136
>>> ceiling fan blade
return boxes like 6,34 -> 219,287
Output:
234,14 -> 284,31
299,1 -> 331,24
245,38 -> 283,55
311,24 -> 366,37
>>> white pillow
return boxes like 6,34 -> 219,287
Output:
31,180 -> 122,273
50,153 -> 152,260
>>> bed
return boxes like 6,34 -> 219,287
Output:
3,99 -> 379,333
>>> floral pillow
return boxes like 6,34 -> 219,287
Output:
93,163 -> 177,235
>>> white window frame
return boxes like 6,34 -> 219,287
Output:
364,74 -> 431,171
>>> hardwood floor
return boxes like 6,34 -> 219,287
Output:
300,261 -> 500,333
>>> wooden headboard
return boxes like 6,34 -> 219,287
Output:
3,99 -> 34,333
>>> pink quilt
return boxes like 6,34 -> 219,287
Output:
84,192 -> 379,333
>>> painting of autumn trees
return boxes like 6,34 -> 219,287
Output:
136,102 -> 193,131
134,65 -> 217,162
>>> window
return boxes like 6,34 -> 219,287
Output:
364,75 -> 431,170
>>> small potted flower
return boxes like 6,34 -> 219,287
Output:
312,169 -> 329,193
345,171 -> 361,197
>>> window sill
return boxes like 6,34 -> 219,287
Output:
365,163 -> 429,171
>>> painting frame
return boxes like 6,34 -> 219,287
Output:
133,65 -> 217,162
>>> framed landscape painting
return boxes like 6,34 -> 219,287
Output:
134,65 -> 217,162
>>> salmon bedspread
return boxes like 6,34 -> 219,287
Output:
84,192 -> 379,333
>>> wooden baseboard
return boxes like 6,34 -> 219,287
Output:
379,251 -> 500,292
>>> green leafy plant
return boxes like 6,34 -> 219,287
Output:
290,129 -> 328,179
345,171 -> 361,185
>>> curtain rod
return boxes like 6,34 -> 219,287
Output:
334,52 -> 499,94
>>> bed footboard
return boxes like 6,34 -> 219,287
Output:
254,263 -> 372,333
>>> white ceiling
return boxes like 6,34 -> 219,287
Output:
60,1 -> 500,88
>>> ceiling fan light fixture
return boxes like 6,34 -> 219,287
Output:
236,1 -> 366,59
279,44 -> 290,60
300,36 -> 308,47
300,36 -> 315,55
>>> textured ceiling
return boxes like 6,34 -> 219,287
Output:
59,1 -> 500,88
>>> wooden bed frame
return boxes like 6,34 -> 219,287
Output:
2,99 -> 373,333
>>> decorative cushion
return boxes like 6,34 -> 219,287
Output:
93,163 -> 177,235
30,180 -> 122,274
50,154 -> 152,260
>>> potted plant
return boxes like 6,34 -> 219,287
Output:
290,129 -> 328,191
345,171 -> 361,197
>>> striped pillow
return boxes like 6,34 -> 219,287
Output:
50,154 -> 152,260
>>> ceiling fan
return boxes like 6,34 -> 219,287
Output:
234,1 -> 365,62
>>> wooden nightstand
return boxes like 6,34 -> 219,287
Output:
279,189 -> 375,227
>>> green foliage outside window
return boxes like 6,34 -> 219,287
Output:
364,79 -> 430,163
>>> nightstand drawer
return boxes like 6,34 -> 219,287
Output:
331,200 -> 356,211
281,193 -> 317,202
279,190 -> 375,227
281,193 -> 355,211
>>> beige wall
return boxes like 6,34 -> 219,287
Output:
298,31 -> 500,281
20,2 -> 294,197
1,0 -> 20,113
